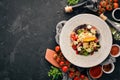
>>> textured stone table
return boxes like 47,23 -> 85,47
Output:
0,0 -> 120,80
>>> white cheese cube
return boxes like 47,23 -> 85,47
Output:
77,47 -> 82,51
87,25 -> 92,29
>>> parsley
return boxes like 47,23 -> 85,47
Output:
67,0 -> 80,5
48,66 -> 62,80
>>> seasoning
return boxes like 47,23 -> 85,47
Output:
114,9 -> 120,20
110,45 -> 119,56
103,63 -> 112,72
89,66 -> 102,78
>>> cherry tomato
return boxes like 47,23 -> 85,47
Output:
62,66 -> 68,72
59,52 -> 63,56
74,76 -> 80,80
106,4 -> 113,11
80,74 -> 85,79
69,67 -> 76,72
104,0 -> 108,4
71,32 -> 75,38
55,46 -> 60,52
72,35 -> 78,41
70,32 -> 76,41
99,7 -> 106,13
109,0 -> 113,3
84,77 -> 89,80
75,71 -> 80,77
65,61 -> 71,67
60,56 -> 65,61
76,50 -> 79,54
91,26 -> 97,30
56,57 -> 61,63
113,3 -> 119,9
59,61 -> 65,67
72,44 -> 77,50
100,1 -> 107,7
69,72 -> 75,78
94,38 -> 99,43
114,0 -> 118,3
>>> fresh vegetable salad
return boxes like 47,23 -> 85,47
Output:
70,24 -> 101,56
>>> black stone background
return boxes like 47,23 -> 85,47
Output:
0,0 -> 120,80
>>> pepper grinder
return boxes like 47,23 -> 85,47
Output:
100,14 -> 120,32
100,14 -> 120,40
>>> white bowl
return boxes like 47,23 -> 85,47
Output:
110,44 -> 120,58
102,63 -> 115,74
60,14 -> 112,68
112,8 -> 120,21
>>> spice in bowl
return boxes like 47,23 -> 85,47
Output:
102,63 -> 115,74
89,66 -> 103,79
110,44 -> 120,57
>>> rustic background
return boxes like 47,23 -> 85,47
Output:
0,0 -> 120,80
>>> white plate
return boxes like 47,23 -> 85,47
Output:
60,14 -> 112,68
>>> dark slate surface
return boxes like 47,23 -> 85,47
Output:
0,0 -> 120,80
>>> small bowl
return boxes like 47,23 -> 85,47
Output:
89,66 -> 103,79
102,63 -> 115,74
110,44 -> 120,58
112,8 -> 120,21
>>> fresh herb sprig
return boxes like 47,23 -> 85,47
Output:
67,0 -> 80,5
48,66 -> 62,80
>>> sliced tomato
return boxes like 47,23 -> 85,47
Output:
76,50 -> 79,54
73,35 -> 78,41
70,32 -> 76,39
72,44 -> 77,50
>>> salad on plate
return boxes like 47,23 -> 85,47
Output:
70,24 -> 101,56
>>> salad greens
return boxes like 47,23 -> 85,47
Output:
70,24 -> 101,56
67,0 -> 80,5
48,66 -> 62,80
